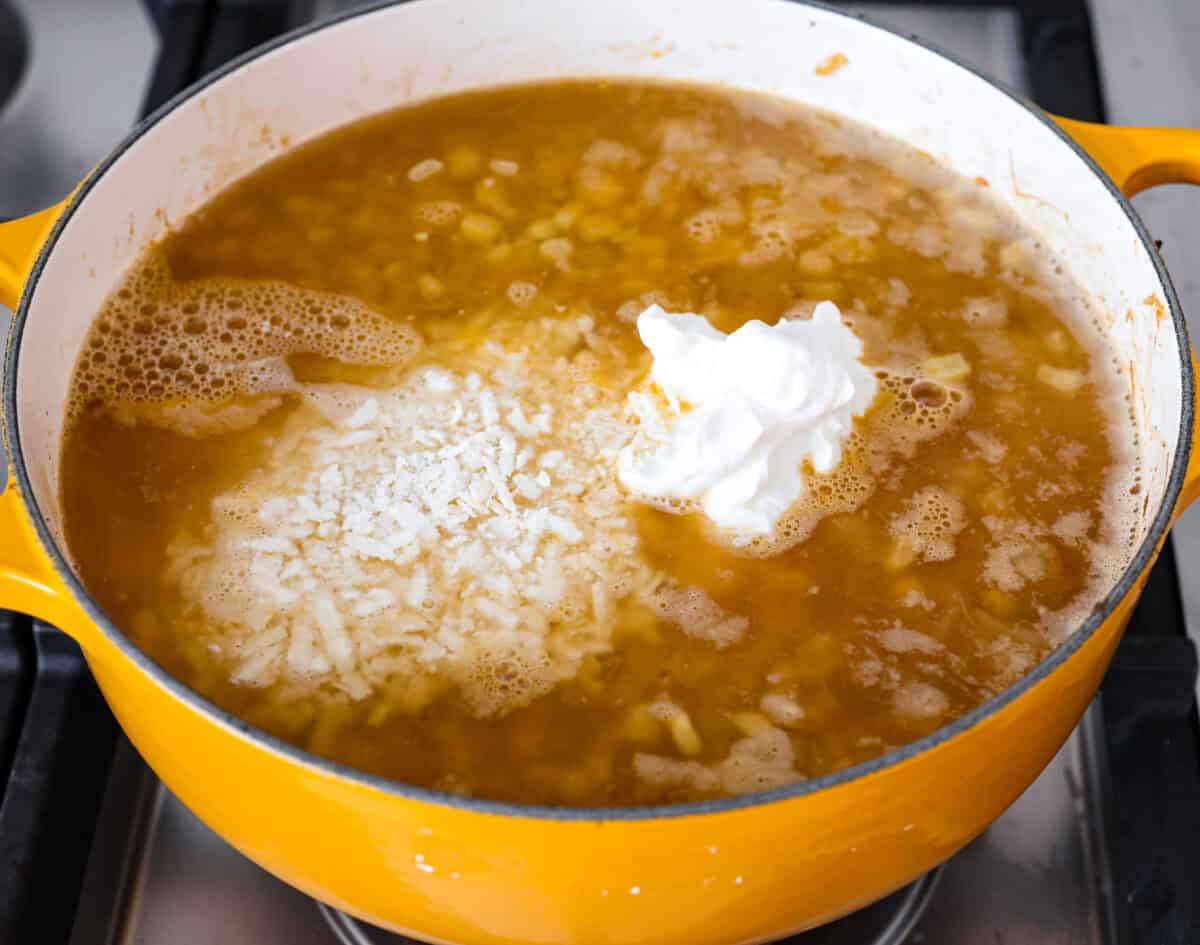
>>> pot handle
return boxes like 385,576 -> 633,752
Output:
0,479 -> 85,634
1,199 -> 90,640
0,200 -> 68,310
1054,118 -> 1200,195
1054,117 -> 1200,515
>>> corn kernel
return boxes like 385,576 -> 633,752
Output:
666,709 -> 702,757
922,353 -> 971,382
797,248 -> 834,276
1037,364 -> 1085,395
731,711 -> 773,737
539,237 -> 573,270
474,177 -> 516,218
830,234 -> 876,263
982,588 -> 1016,617
892,575 -> 926,606
977,486 -> 1010,515
407,158 -> 444,182
526,218 -> 557,241
577,213 -> 619,242
761,693 -> 806,727
802,280 -> 842,300
576,170 -> 626,208
624,704 -> 662,745
393,674 -> 441,714
459,211 -> 502,244
446,146 -> 482,179
367,702 -> 392,727
554,203 -> 582,230
484,242 -> 513,265
885,538 -> 917,572
1044,329 -> 1069,356
417,273 -> 445,300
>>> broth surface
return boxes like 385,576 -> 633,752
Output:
61,80 -> 1136,806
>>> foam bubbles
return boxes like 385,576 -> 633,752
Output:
507,281 -> 538,306
414,200 -> 463,229
730,364 -> 971,558
685,209 -> 724,244
981,517 -> 1052,593
875,624 -> 944,655
633,723 -> 801,797
652,585 -> 749,648
957,296 -> 1007,327
460,645 -> 559,718
71,256 -> 422,416
684,203 -> 743,244
737,218 -> 793,266
893,680 -> 950,718
890,487 -> 965,563
109,393 -> 286,438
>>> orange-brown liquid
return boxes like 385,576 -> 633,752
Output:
61,80 -> 1134,806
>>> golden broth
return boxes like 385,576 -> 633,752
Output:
61,80 -> 1135,806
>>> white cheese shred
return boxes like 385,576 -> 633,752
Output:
168,338 -> 673,717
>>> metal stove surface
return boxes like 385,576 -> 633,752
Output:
1,2 -> 1198,945
0,0 -> 157,389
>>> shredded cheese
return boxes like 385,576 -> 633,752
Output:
168,334 -> 665,717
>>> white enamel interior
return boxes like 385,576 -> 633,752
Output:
14,0 -> 1182,565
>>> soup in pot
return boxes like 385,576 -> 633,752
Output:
60,80 -> 1139,806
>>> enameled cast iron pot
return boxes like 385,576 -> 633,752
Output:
3,2 -> 1200,943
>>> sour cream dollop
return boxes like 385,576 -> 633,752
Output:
617,302 -> 878,536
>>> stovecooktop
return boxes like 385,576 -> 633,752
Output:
1,2 -> 1200,944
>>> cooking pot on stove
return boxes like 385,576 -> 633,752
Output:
2,2 -> 1200,943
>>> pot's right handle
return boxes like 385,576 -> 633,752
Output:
1054,118 -> 1200,196
1054,117 -> 1200,516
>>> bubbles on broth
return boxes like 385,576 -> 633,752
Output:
729,364 -> 972,558
70,256 -> 422,419
414,200 -> 463,229
652,585 -> 749,648
58,78 -> 1155,806
890,487 -> 966,564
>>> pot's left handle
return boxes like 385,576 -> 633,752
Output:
1054,117 -> 1200,518
0,201 -> 91,638
0,482 -> 84,633
0,201 -> 67,309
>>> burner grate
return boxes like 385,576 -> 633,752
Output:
0,0 -> 29,114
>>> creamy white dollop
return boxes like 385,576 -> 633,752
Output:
617,303 -> 878,535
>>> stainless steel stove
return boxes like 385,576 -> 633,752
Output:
2,2 -> 1200,944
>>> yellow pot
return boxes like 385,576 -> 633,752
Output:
3,2 -> 1200,943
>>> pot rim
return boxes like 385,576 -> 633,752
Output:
4,0 -> 1192,823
